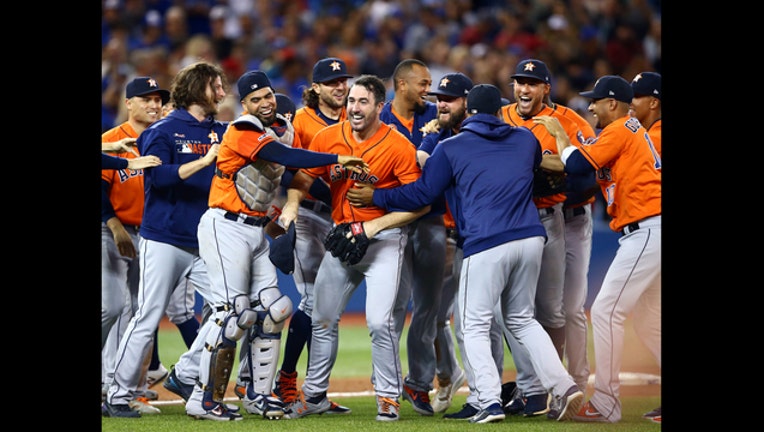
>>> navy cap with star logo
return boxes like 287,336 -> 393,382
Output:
126,76 -> 170,104
312,57 -> 354,83
429,72 -> 474,98
631,72 -> 661,100
510,59 -> 551,84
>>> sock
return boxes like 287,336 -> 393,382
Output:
149,329 -> 161,370
176,317 -> 201,349
280,309 -> 311,373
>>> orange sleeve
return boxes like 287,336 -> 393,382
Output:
207,124 -> 276,216
101,122 -> 145,225
577,115 -> 661,231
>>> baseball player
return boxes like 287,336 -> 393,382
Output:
347,84 -> 585,424
379,58 -> 442,416
101,76 -> 199,414
544,69 -> 599,417
191,70 -> 367,421
417,73 -> 506,419
278,75 -> 427,422
499,59 -> 586,417
629,71 -> 661,423
535,75 -> 661,423
103,62 -> 229,419
267,58 -> 353,415
629,72 -> 661,156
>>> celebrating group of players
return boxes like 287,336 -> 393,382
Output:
101,53 -> 661,424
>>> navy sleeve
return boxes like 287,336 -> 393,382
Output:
564,150 -> 596,175
281,169 -> 331,206
258,141 -> 338,168
101,153 -> 128,170
101,179 -> 117,223
373,148 -> 452,211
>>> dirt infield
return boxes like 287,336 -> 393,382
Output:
157,313 -> 660,401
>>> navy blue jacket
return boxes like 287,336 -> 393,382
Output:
374,114 -> 547,257
138,109 -> 228,249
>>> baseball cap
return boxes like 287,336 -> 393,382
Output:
467,84 -> 502,115
510,59 -> 551,84
312,57 -> 353,83
237,70 -> 273,101
126,76 -> 169,104
631,72 -> 661,100
268,223 -> 296,274
275,93 -> 296,120
429,72 -> 474,98
579,75 -> 633,103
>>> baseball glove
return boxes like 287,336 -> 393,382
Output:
532,168 -> 566,198
323,222 -> 370,265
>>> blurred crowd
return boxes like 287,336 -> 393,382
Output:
102,0 -> 661,132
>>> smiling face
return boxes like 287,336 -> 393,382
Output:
346,83 -> 382,137
512,77 -> 550,118
241,86 -> 277,126
400,64 -> 432,113
127,92 -> 165,128
314,77 -> 350,111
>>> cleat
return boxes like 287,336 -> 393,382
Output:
139,389 -> 159,401
234,378 -> 249,399
128,396 -> 161,414
273,370 -> 298,404
163,367 -> 195,401
523,393 -> 550,417
187,401 -> 243,421
554,386 -> 584,421
102,401 -> 141,418
469,402 -> 505,424
284,391 -> 331,419
572,400 -> 609,422
443,403 -> 479,420
375,396 -> 399,421
431,368 -> 465,413
402,383 -> 433,416
323,400 -> 352,414
643,406 -> 661,419
146,363 -> 169,388
244,392 -> 286,419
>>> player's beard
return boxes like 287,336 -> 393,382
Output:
413,98 -> 427,115
441,108 -> 466,132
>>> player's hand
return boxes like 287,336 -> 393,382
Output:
277,203 -> 298,230
346,183 -> 375,207
103,137 -> 139,156
337,155 -> 370,175
420,118 -> 440,135
127,155 -> 162,170
201,143 -> 220,166
112,226 -> 137,258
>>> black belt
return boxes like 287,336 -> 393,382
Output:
621,222 -> 640,236
446,228 -> 459,241
215,168 -> 235,181
224,211 -> 269,227
300,200 -> 331,215
563,206 -> 586,219
538,207 -> 555,217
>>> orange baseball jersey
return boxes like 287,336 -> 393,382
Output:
575,115 -> 661,232
550,103 -> 598,208
101,122 -> 144,226
501,103 -> 581,208
208,118 -> 302,216
647,118 -> 661,157
302,120 -> 421,224
292,106 -> 348,150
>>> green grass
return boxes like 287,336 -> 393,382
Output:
102,316 -> 661,431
